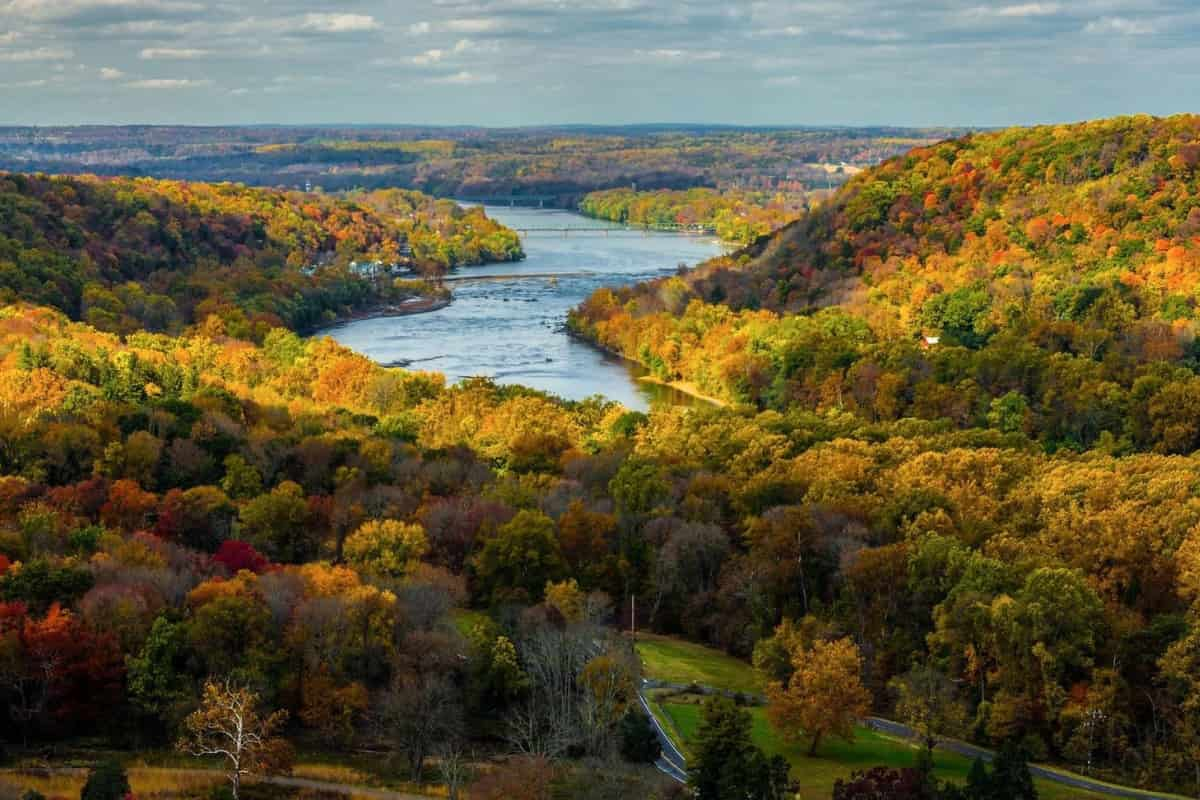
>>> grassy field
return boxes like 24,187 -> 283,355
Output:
659,699 -> 1110,800
635,633 -> 1180,800
634,633 -> 763,695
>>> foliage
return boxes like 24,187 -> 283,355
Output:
80,760 -> 130,800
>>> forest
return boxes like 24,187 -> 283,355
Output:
0,174 -> 522,338
2,115 -> 1200,800
0,125 -> 958,201
579,188 -> 810,245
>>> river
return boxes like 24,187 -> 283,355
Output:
325,205 -> 726,411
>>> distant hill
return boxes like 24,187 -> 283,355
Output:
571,114 -> 1200,452
0,173 -> 520,337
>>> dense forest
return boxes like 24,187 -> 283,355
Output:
579,188 -> 809,244
0,174 -> 521,338
4,115 -> 1200,799
570,114 -> 1200,450
0,126 -> 959,201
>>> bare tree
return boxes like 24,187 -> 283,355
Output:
436,741 -> 471,800
177,678 -> 291,800
376,672 -> 463,780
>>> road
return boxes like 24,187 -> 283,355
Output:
638,682 -> 689,784
636,683 -> 1184,799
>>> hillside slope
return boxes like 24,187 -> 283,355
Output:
0,173 -> 521,337
571,114 -> 1200,452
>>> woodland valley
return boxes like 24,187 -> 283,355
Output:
3,113 -> 1200,800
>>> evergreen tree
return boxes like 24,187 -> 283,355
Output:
618,708 -> 661,764
81,760 -> 130,800
691,696 -> 792,800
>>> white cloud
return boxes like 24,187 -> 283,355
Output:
0,46 -> 74,61
140,46 -> 210,58
1084,16 -> 1156,36
765,75 -> 803,87
125,77 -> 212,88
2,0 -> 203,21
99,65 -> 124,78
965,3 -> 1060,18
0,31 -> 21,44
300,13 -> 379,33
842,28 -> 906,42
639,48 -> 723,62
407,21 -> 432,35
0,78 -> 49,87
429,70 -> 497,84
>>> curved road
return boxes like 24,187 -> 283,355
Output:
637,683 -> 1183,799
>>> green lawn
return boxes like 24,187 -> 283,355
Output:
634,633 -> 763,695
659,700 -> 1109,800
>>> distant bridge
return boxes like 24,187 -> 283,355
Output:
513,224 -> 717,237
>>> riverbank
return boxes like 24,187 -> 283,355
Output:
636,374 -> 728,408
311,294 -> 451,335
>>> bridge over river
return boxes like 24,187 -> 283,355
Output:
513,223 -> 717,236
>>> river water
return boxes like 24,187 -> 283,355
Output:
325,206 -> 725,411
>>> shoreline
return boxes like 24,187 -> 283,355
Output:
635,374 -> 729,408
566,327 -> 728,408
309,294 -> 451,335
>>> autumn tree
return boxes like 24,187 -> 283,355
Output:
177,679 -> 292,800
889,662 -> 968,759
343,519 -> 428,579
765,636 -> 870,757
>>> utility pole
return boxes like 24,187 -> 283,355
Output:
630,594 -> 636,640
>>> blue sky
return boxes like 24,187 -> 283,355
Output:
0,0 -> 1197,126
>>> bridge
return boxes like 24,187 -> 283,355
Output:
513,223 -> 717,237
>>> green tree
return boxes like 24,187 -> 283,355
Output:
618,708 -> 661,763
470,510 -> 566,604
127,616 -> 191,737
691,696 -> 791,800
238,481 -> 313,562
80,760 -> 130,800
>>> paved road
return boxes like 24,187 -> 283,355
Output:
637,684 -> 1182,799
639,680 -> 688,784
865,718 -> 1179,800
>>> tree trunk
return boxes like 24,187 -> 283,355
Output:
807,730 -> 823,757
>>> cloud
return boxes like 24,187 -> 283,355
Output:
3,0 -> 204,26
428,70 -> 497,84
638,48 -> 723,62
125,77 -> 212,88
139,46 -> 209,58
98,65 -> 124,78
842,28 -> 906,42
300,13 -> 379,33
0,46 -> 74,61
965,3 -> 1060,18
1083,16 -> 1157,36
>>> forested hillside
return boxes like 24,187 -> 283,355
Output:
2,301 -> 1200,793
0,174 -> 521,337
571,115 -> 1200,453
579,187 -> 808,244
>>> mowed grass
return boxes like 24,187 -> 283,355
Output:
634,633 -> 763,695
659,701 -> 1110,800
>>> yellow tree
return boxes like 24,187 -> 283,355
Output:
177,679 -> 292,800
765,637 -> 870,756
343,519 -> 429,578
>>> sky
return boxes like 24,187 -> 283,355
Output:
0,0 -> 1198,127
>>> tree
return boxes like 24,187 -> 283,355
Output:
691,695 -> 791,800
618,708 -> 661,763
238,481 -> 313,563
343,519 -> 428,579
126,616 -> 191,738
81,760 -> 130,800
177,679 -> 292,800
377,672 -> 462,779
471,510 -> 566,605
765,636 -> 870,757
889,663 -> 968,759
